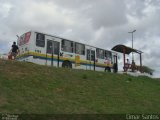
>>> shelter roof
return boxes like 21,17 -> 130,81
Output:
111,44 -> 142,54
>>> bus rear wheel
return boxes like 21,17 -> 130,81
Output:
62,61 -> 72,68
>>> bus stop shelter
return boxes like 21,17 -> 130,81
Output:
111,44 -> 143,72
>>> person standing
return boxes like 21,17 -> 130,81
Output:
11,42 -> 19,59
104,58 -> 111,72
126,58 -> 131,70
127,59 -> 130,64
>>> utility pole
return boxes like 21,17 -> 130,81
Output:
128,30 -> 136,63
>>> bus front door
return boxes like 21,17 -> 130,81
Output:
46,40 -> 60,67
86,49 -> 95,71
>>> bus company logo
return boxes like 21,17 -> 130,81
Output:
18,32 -> 31,46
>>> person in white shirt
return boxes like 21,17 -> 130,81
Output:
127,59 -> 130,64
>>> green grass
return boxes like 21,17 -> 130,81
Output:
0,59 -> 160,114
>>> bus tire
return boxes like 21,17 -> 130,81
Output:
62,60 -> 72,68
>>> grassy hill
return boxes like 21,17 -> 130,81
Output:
0,59 -> 160,114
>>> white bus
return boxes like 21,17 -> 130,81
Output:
16,30 -> 118,71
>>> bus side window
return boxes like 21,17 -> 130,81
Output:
105,50 -> 112,60
61,39 -> 65,51
75,43 -> 85,55
96,48 -> 104,59
61,39 -> 74,53
36,33 -> 45,47
71,42 -> 74,52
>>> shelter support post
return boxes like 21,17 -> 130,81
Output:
123,47 -> 126,72
140,53 -> 142,73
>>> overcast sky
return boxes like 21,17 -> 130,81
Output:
0,0 -> 160,77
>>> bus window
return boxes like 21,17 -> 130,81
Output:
53,41 -> 60,55
75,43 -> 85,55
47,41 -> 52,54
87,49 -> 95,61
36,33 -> 45,47
47,40 -> 60,55
96,48 -> 104,59
61,39 -> 74,53
105,50 -> 112,60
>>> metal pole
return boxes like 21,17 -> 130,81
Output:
93,51 -> 95,71
51,45 -> 53,66
90,49 -> 91,70
132,32 -> 134,63
57,42 -> 60,68
128,30 -> 136,63
140,53 -> 142,72
123,47 -> 126,72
